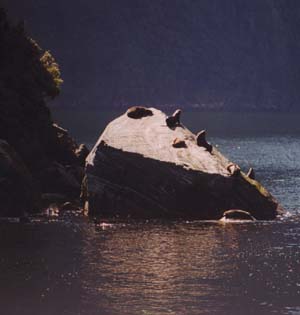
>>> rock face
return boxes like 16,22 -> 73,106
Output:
0,140 -> 39,216
0,10 -> 89,216
83,108 -> 283,220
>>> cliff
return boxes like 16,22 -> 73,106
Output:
0,8 -> 88,216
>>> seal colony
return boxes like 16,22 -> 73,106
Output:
82,107 -> 284,220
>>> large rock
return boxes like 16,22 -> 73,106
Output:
0,140 -> 40,216
82,108 -> 283,220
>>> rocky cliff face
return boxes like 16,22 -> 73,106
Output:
83,107 -> 283,220
0,9 -> 88,216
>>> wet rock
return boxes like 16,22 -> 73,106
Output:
247,167 -> 255,180
44,204 -> 59,217
0,11 -> 89,217
166,109 -> 181,128
75,144 -> 90,166
0,140 -> 40,216
52,123 -> 80,165
220,209 -> 256,221
82,108 -> 283,220
61,201 -> 73,210
172,138 -> 187,148
127,106 -> 153,119
196,130 -> 213,153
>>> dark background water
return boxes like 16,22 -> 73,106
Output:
1,111 -> 300,315
4,1 -> 300,111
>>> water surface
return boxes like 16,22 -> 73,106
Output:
1,111 -> 300,315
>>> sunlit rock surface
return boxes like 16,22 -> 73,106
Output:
83,108 -> 283,220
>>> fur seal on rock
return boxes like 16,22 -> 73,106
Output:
172,138 -> 187,148
227,163 -> 241,176
127,106 -> 153,119
246,167 -> 255,180
166,109 -> 181,128
196,130 -> 212,153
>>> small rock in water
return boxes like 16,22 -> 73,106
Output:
45,204 -> 59,217
93,217 -> 114,229
98,222 -> 113,229
60,201 -> 79,211
220,209 -> 256,222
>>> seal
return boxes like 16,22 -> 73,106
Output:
127,106 -> 153,119
227,162 -> 241,176
172,138 -> 187,148
247,167 -> 255,180
196,130 -> 212,153
166,109 -> 181,128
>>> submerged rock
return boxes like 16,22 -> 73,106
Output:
82,108 -> 283,220
220,209 -> 256,222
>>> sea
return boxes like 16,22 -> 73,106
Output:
1,110 -> 300,315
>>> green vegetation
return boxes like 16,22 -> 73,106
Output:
0,7 -> 62,102
40,50 -> 63,98
241,172 -> 270,199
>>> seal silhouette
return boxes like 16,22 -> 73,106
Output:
196,130 -> 212,153
166,109 -> 181,128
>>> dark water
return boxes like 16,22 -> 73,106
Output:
1,111 -> 300,315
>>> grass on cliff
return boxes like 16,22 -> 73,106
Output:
0,7 -> 63,101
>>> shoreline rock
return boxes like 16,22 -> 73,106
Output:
0,10 -> 89,217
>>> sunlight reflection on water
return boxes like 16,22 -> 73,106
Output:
1,215 -> 300,314
1,111 -> 300,314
